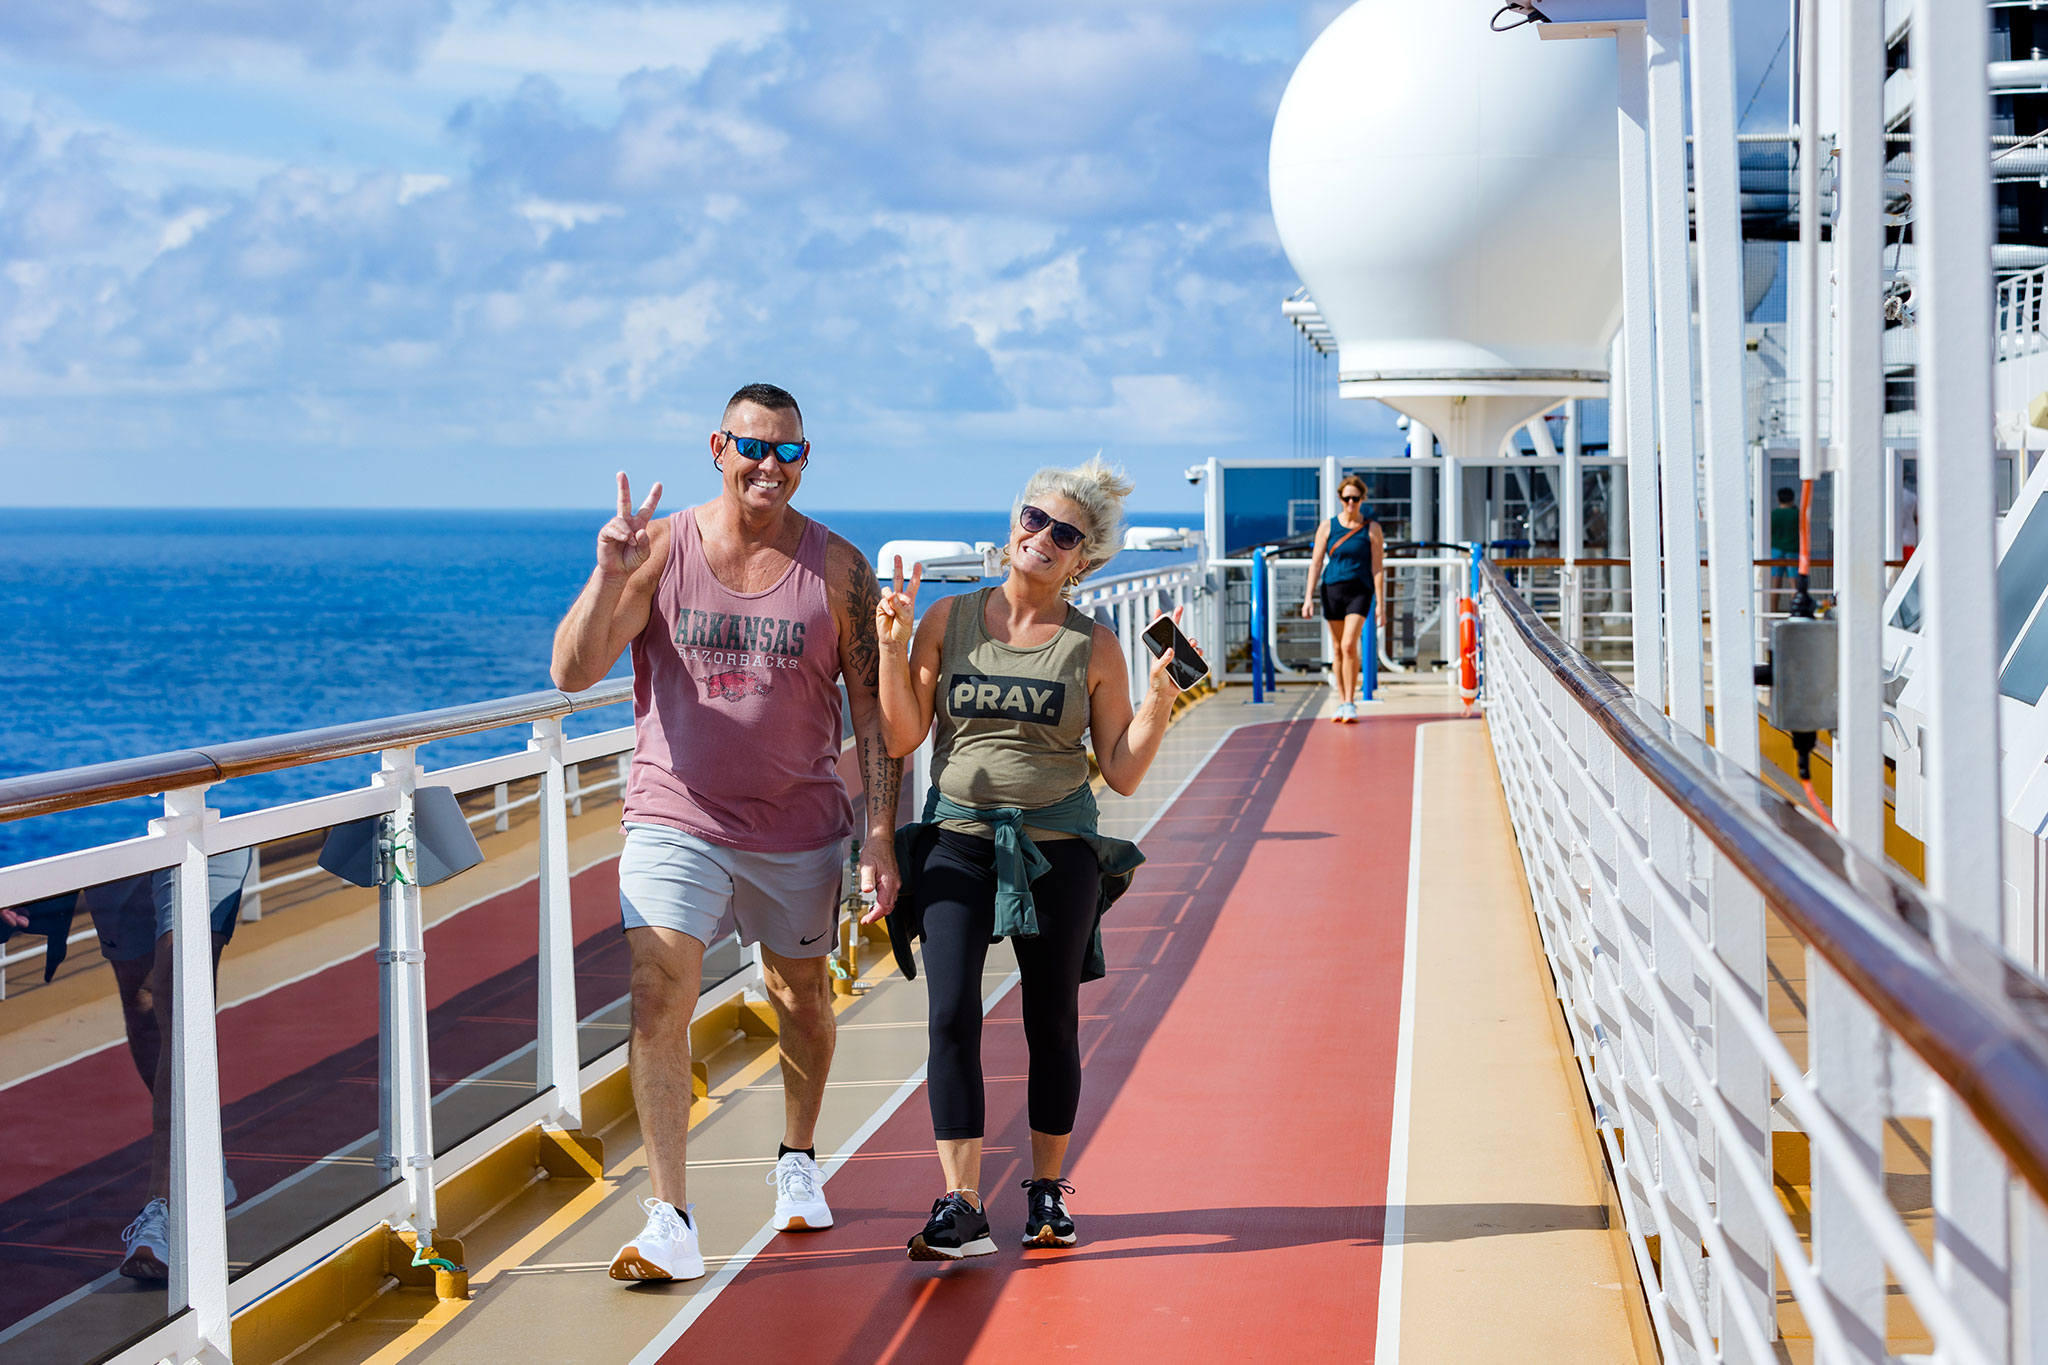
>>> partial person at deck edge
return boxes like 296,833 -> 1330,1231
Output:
1,852 -> 254,1282
548,381 -> 902,1285
873,457 -> 1188,1260
1300,473 -> 1384,722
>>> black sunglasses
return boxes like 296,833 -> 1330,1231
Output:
722,431 -> 809,464
1019,504 -> 1087,552
1340,493 -> 1363,504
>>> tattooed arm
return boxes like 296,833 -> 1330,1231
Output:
828,534 -> 902,918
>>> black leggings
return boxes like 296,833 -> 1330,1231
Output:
917,829 -> 1102,1141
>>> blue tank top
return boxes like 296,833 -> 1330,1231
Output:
1323,515 -> 1375,584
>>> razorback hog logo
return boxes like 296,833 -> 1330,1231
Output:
703,669 -> 772,702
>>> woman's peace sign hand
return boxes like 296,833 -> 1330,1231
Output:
598,472 -> 663,578
877,554 -> 922,653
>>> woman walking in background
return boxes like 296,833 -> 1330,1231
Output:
1300,473 -> 1383,721
871,457 -> 1190,1260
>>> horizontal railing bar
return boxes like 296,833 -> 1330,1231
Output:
0,680 -> 634,825
1479,559 -> 2048,1201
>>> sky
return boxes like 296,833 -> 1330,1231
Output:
0,1 -> 1793,513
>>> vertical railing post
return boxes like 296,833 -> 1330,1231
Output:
1689,6 -> 1771,1350
1690,0 -> 1758,775
493,781 -> 510,834
531,718 -> 582,1130
1563,398 -> 1583,648
1615,22 -> 1666,710
1250,547 -> 1268,704
158,784 -> 231,1363
1362,599 -> 1378,702
1805,1 -> 1892,1358
240,844 -> 263,922
1918,0 -> 2015,1350
375,746 -> 438,1238
1646,0 -> 1703,734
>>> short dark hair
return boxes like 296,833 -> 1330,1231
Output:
724,382 -> 803,428
1776,487 -> 1795,503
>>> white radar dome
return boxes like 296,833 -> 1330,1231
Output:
1269,0 -> 1621,390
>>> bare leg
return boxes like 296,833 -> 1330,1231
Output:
1342,614 -> 1368,703
110,955 -> 158,1088
1324,618 -> 1348,704
759,947 -> 835,1152
144,931 -> 231,1200
1028,1130 -> 1069,1182
625,926 -> 706,1207
937,1138 -> 984,1208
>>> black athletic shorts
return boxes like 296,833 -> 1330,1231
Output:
1320,577 -> 1375,622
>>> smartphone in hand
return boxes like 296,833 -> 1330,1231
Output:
1142,615 -> 1209,691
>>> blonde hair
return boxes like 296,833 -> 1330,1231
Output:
1009,454 -> 1134,595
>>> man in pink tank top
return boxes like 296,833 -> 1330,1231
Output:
550,383 -> 901,1282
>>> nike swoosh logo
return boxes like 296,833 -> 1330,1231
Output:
799,930 -> 827,945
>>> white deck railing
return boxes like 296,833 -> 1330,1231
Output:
0,685 -> 650,1365
1481,562 -> 2048,1365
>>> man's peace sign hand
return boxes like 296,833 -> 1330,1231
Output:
877,554 -> 922,653
598,472 -> 663,579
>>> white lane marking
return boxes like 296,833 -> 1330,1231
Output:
625,701 -> 1291,1360
1373,723 -> 1433,1365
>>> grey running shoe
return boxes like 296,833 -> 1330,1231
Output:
120,1197 -> 169,1281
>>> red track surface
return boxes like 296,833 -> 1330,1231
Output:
669,716 -> 1421,1364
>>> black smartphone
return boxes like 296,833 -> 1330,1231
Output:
1142,615 -> 1209,691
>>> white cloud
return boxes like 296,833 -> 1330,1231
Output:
0,1 -> 1377,508
518,196 -> 622,240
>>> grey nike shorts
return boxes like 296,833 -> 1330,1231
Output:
88,848 -> 257,963
617,823 -> 845,959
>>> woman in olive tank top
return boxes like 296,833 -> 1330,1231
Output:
873,457 -> 1194,1260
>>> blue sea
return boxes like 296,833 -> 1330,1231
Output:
0,508 -> 1195,866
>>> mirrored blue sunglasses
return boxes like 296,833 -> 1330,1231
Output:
722,432 -> 809,464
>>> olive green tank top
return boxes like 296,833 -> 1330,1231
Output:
931,587 -> 1096,841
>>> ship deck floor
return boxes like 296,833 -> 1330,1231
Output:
0,678 -> 1653,1364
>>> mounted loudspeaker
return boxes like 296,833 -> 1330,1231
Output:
318,786 -> 485,889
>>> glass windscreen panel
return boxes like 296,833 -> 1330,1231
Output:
0,847 -> 184,1363
205,824 -> 398,1282
1221,465 -> 1321,557
1998,491 -> 2048,661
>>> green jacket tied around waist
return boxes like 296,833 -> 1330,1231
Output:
891,782 -> 1144,983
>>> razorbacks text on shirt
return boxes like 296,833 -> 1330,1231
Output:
945,674 -> 1067,725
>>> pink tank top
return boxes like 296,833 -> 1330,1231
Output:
622,510 -> 853,851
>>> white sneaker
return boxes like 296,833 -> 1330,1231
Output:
120,1197 -> 169,1281
768,1151 -> 833,1231
1338,701 -> 1358,723
609,1197 -> 705,1281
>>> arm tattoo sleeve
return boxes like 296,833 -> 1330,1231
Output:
843,559 -> 882,689
859,732 -> 902,832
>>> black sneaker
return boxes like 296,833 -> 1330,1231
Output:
907,1192 -> 996,1261
1021,1178 -> 1077,1247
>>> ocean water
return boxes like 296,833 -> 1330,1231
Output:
0,507 -> 1194,866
